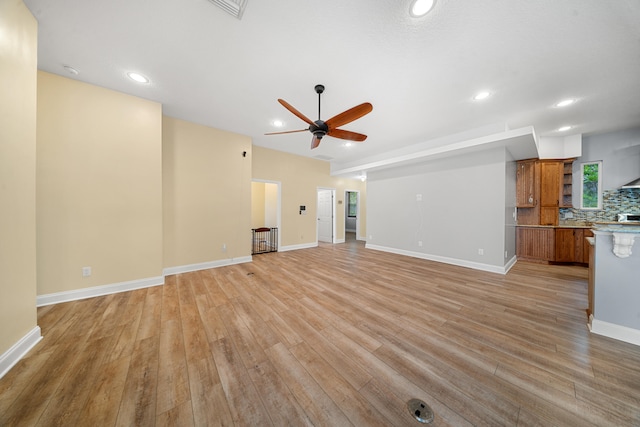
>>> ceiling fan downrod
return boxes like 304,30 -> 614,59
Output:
315,84 -> 324,121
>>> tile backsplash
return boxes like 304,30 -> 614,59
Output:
560,189 -> 640,222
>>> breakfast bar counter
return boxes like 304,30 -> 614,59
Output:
588,223 -> 640,346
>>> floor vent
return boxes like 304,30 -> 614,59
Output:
407,398 -> 434,424
207,0 -> 248,19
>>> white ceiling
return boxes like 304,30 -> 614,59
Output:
25,0 -> 640,177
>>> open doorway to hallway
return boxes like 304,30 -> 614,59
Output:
345,190 -> 360,242
251,180 -> 281,250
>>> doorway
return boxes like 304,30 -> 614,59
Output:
317,188 -> 335,243
345,190 -> 360,241
251,180 -> 281,249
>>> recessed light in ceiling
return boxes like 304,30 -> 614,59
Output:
127,72 -> 149,84
410,0 -> 436,17
473,91 -> 491,101
556,99 -> 575,107
272,119 -> 284,128
344,142 -> 353,147
63,65 -> 79,75
558,125 -> 572,132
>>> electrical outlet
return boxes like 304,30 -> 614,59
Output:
82,266 -> 92,277
222,243 -> 227,252
478,249 -> 484,255
416,194 -> 422,202
418,241 -> 423,247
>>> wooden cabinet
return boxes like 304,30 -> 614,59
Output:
516,160 -> 536,207
516,158 -> 573,226
518,226 -> 592,264
540,161 -> 561,208
516,227 -> 555,261
555,228 -> 576,262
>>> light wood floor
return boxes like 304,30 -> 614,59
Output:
2,239 -> 640,426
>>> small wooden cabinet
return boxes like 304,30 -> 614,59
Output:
555,228 -> 576,262
516,227 -> 555,262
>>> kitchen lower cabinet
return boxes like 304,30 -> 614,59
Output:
516,227 -> 555,262
517,226 -> 592,264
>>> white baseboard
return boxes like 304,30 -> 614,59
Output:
504,255 -> 518,273
365,244 -> 509,275
0,326 -> 42,379
37,276 -> 164,307
590,319 -> 640,347
163,256 -> 252,276
279,242 -> 318,252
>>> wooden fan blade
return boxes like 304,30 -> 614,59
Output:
325,102 -> 372,129
264,129 -> 308,135
327,128 -> 368,142
278,99 -> 315,126
311,135 -> 322,149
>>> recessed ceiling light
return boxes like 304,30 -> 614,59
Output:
410,0 -> 436,17
344,142 -> 353,147
127,72 -> 149,84
556,99 -> 575,107
63,65 -> 79,75
558,125 -> 572,132
473,91 -> 491,101
272,119 -> 284,128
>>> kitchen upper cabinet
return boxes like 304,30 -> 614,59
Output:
516,160 -> 537,207
516,158 -> 573,226
540,161 -> 562,208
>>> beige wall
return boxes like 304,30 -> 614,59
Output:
251,182 -> 266,229
0,0 -> 38,355
252,146 -> 366,247
36,72 -> 163,295
163,116 -> 252,268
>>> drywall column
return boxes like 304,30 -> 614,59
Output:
0,0 -> 40,375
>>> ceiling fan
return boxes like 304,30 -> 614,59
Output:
266,84 -> 373,149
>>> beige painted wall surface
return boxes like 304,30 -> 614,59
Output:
251,182 -> 266,229
0,0 -> 38,355
252,146 -> 366,247
36,72 -> 163,295
163,116 -> 252,268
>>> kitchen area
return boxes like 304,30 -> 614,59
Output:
515,152 -> 640,346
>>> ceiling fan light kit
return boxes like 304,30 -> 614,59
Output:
266,84 -> 373,150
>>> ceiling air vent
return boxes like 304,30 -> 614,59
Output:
208,0 -> 247,19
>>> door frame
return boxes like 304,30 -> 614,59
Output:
316,187 -> 336,244
252,179 -> 281,250
345,189 -> 361,240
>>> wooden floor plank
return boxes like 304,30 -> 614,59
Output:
1,238 -> 639,425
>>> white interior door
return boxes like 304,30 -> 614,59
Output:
317,189 -> 333,243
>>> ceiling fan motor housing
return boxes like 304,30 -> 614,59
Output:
311,120 -> 328,138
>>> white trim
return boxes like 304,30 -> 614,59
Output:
37,276 -> 164,307
590,319 -> 640,347
0,326 -> 42,379
163,256 -> 252,276
365,244 -> 509,275
335,238 -> 346,244
504,255 -> 518,273
279,242 -> 318,252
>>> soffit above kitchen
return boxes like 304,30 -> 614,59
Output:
25,0 -> 640,176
